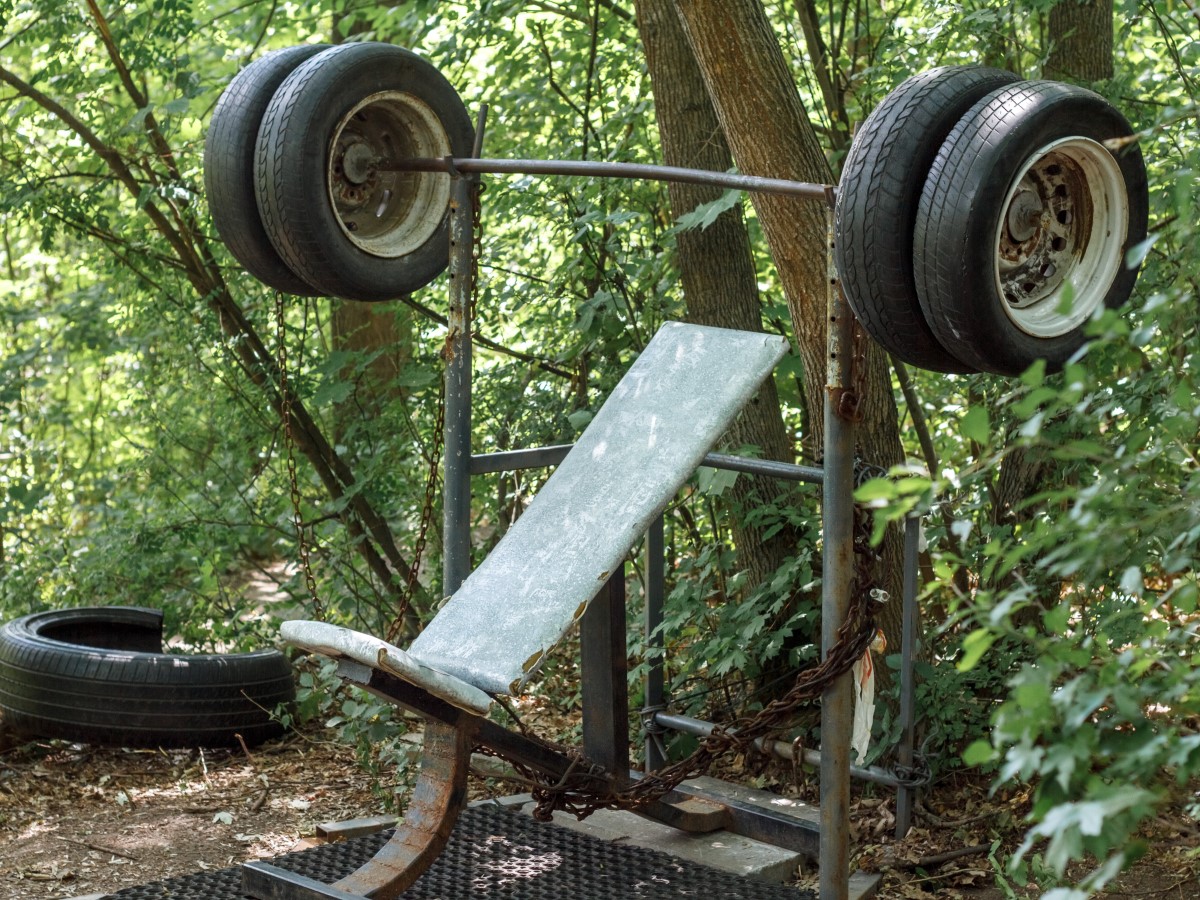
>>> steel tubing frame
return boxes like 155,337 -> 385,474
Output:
821,203 -> 857,900
436,159 -> 897,900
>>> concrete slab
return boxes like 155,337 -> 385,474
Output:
850,871 -> 883,900
504,798 -> 803,885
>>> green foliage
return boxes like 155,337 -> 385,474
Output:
285,656 -> 417,806
2,3 -> 1199,894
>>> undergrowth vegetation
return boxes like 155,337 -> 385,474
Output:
0,1 -> 1196,896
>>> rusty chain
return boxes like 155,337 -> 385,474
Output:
275,290 -> 325,621
386,380 -> 445,646
492,496 -> 883,822
386,174 -> 484,643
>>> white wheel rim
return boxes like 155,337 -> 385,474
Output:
326,91 -> 452,259
993,136 -> 1128,338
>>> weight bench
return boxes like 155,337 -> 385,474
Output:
243,321 -> 789,899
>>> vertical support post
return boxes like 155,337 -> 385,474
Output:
644,514 -> 667,772
895,513 -> 920,838
581,564 -> 630,781
442,174 -> 474,596
820,199 -> 856,900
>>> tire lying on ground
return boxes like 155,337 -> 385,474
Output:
0,607 -> 294,748
913,81 -> 1149,376
253,42 -> 475,301
835,65 -> 1020,373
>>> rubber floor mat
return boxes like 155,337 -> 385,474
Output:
106,802 -> 816,898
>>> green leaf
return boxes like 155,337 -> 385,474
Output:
670,188 -> 741,232
962,739 -> 996,766
1125,234 -> 1159,269
959,406 -> 990,445
853,477 -> 896,503
567,409 -> 593,430
958,628 -> 998,672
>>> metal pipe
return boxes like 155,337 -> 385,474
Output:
702,452 -> 824,485
895,514 -> 921,839
470,444 -> 572,474
651,713 -> 903,789
377,156 -> 832,201
820,201 -> 856,900
644,514 -> 667,773
441,176 -> 475,595
471,445 -> 823,483
441,108 -> 489,595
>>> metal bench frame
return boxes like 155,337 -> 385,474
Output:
243,151 -> 922,900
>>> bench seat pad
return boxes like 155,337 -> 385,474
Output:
281,620 -> 492,716
409,322 -> 788,696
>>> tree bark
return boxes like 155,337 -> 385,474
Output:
671,0 -> 908,689
635,0 -> 797,592
1046,0 -> 1114,81
331,302 -> 414,442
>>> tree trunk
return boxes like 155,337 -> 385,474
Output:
671,0 -> 909,689
1046,0 -> 1114,81
635,0 -> 797,592
330,302 -> 414,442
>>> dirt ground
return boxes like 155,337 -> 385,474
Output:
0,721 -> 1196,900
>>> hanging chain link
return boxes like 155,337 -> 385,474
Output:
386,380 -> 445,645
385,175 -> 484,644
275,291 -> 325,621
493,499 -> 883,822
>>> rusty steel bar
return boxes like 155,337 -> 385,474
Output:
895,514 -> 921,839
241,719 -> 473,899
820,200 -> 857,900
441,175 -> 475,594
651,712 -> 903,789
334,720 -> 472,898
580,564 -> 630,783
377,156 -> 832,200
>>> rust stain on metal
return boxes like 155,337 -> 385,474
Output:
332,719 -> 472,898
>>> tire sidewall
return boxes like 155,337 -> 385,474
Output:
835,65 -> 1020,374
0,607 -> 294,746
925,83 -> 1148,375
257,43 -> 474,301
204,44 -> 328,296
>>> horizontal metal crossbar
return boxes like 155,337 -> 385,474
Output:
652,712 -> 920,789
471,444 -> 824,484
377,156 -> 834,199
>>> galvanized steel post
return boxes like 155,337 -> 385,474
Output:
644,513 -> 667,772
820,200 -> 856,900
442,174 -> 474,595
895,514 -> 921,838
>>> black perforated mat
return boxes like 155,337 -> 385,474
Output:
105,803 -> 815,898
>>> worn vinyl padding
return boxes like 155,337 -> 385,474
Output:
281,619 -> 493,715
410,321 -> 788,694
285,322 -> 788,698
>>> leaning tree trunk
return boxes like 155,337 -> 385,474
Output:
1046,0 -> 1114,81
635,0 -> 798,592
671,0 -> 909,689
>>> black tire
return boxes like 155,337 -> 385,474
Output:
836,66 -> 1021,373
914,81 -> 1149,376
0,607 -> 294,748
204,45 -> 328,296
255,43 -> 474,302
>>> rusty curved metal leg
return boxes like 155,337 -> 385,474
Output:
332,719 -> 473,898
